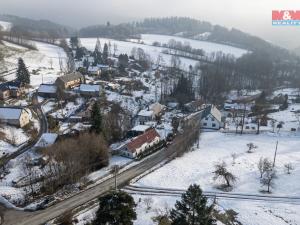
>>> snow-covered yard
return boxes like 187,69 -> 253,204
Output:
0,126 -> 30,156
51,98 -> 84,119
135,131 -> 300,195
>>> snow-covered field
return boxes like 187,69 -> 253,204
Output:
1,40 -> 67,88
132,195 -> 300,225
80,38 -> 199,70
135,131 -> 300,195
137,34 -> 248,57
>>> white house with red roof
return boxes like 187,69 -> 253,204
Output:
119,128 -> 161,158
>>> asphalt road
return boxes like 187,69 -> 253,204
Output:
2,144 -> 176,225
1,109 -> 199,225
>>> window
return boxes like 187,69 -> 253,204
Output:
203,123 -> 207,126
212,123 -> 216,127
205,117 -> 208,120
246,126 -> 250,129
211,118 -> 215,122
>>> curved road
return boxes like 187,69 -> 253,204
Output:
2,144 -> 178,225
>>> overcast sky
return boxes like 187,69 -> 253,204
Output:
1,0 -> 300,49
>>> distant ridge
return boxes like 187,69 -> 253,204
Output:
0,14 -> 75,38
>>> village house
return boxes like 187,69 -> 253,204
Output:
79,84 -> 101,97
119,128 -> 161,158
0,81 -> 26,100
0,107 -> 30,128
55,72 -> 84,90
201,105 -> 223,130
137,109 -> 155,124
88,66 -> 101,76
37,84 -> 57,98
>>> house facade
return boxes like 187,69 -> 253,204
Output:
0,81 -> 25,100
201,105 -> 223,130
55,72 -> 84,90
0,107 -> 30,127
120,128 -> 161,158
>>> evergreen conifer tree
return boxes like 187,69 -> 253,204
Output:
16,58 -> 30,84
103,43 -> 109,64
93,191 -> 137,225
90,101 -> 102,134
170,184 -> 215,225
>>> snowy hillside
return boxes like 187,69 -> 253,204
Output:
138,34 -> 248,57
1,40 -> 67,88
80,38 -> 199,70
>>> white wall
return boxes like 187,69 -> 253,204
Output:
201,115 -> 221,130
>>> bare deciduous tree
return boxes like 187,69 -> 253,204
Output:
213,162 -> 237,188
261,169 -> 277,193
247,143 -> 257,153
257,157 -> 272,178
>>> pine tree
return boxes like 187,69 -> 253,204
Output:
16,58 -> 30,84
93,191 -> 137,225
170,184 -> 215,225
70,36 -> 79,49
90,102 -> 102,134
93,38 -> 102,65
103,43 -> 109,64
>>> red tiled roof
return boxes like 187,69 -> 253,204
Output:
126,128 -> 160,153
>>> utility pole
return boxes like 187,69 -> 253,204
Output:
111,165 -> 120,191
273,140 -> 279,168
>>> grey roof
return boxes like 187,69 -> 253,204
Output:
79,84 -> 100,92
57,72 -> 83,83
38,84 -> 57,93
36,133 -> 58,147
0,107 -> 26,120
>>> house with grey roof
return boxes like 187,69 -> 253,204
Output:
37,84 -> 57,98
200,105 -> 223,130
0,107 -> 30,127
55,72 -> 84,90
79,84 -> 101,97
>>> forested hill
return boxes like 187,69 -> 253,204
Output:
0,14 -> 75,39
79,17 -> 296,61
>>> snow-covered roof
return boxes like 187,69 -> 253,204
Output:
36,133 -> 58,148
88,66 -> 100,72
97,64 -> 109,69
210,105 -> 222,122
79,84 -> 101,92
131,125 -> 151,132
0,107 -> 26,120
138,110 -> 154,117
38,84 -> 57,93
